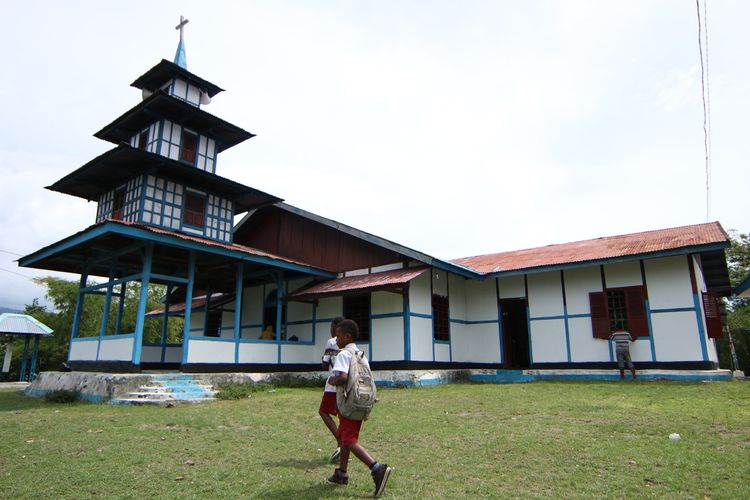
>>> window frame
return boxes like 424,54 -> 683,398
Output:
180,130 -> 198,164
343,294 -> 371,342
432,293 -> 450,342
589,286 -> 649,338
183,191 -> 206,228
112,188 -> 126,221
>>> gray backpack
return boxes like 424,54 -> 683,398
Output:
336,347 -> 377,421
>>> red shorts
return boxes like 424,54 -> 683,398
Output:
319,392 -> 338,416
336,414 -> 363,447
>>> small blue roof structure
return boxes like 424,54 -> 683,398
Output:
0,313 -> 53,336
0,313 -> 53,382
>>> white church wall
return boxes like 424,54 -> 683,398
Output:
141,345 -> 161,363
568,317 -> 610,362
452,323 -> 500,363
527,271 -> 564,318
529,319 -> 567,363
280,344 -> 319,363
603,261 -> 642,288
651,311 -> 704,361
242,285 -> 264,337
371,316 -> 403,361
317,296 -> 342,320
371,290 -> 402,315
187,339 -> 234,363
98,337 -> 134,361
69,339 -> 98,361
409,316 -> 433,361
239,343 -> 277,364
465,279 -> 496,321
497,275 -> 525,299
644,256 -> 694,310
409,272 -> 431,315
448,273 -> 466,321
434,342 -> 451,362
563,267 -> 603,315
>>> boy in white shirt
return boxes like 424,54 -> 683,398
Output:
319,317 -> 344,462
326,319 -> 392,497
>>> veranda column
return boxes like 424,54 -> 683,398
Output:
131,243 -> 154,367
234,263 -> 243,365
28,335 -> 41,382
181,252 -> 196,366
160,284 -> 172,363
18,336 -> 30,382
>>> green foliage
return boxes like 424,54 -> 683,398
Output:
43,389 -> 80,403
719,230 -> 750,374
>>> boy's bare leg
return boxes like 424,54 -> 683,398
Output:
320,411 -> 339,442
340,443 -> 375,470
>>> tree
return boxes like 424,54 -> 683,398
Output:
718,230 -> 750,374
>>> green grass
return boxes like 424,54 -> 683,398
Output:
1,381 -> 749,499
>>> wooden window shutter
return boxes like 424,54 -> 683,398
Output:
589,292 -> 610,338
624,286 -> 649,337
702,292 -> 723,339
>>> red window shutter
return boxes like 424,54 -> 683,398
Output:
624,286 -> 649,337
589,292 -> 610,338
702,292 -> 723,339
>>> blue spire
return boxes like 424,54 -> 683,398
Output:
174,16 -> 189,69
174,39 -> 187,69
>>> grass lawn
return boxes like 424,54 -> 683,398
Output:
1,381 -> 749,499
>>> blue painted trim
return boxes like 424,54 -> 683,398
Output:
114,282 -> 126,336
181,252 -> 196,365
131,243 -> 153,365
563,305 -> 572,363
525,276 -> 533,366
370,312 -> 403,320
187,335 -> 315,346
448,318 -> 499,325
529,315 -> 567,321
403,291 -> 411,362
645,298 -> 657,361
151,273 -> 190,284
692,292 -> 709,361
433,340 -> 450,345
19,221 -> 337,279
19,337 -> 30,382
410,312 -> 432,320
496,279 -> 504,365
28,336 -> 40,382
234,263 -> 243,365
276,272 -> 283,363
649,307 -> 696,314
73,334 -> 136,341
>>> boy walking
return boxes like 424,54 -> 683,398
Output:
326,319 -> 392,497
319,316 -> 344,462
610,323 -> 636,380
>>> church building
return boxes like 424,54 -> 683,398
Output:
19,22 -> 732,375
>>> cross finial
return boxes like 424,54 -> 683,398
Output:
175,16 -> 189,41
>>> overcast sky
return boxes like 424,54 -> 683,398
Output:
1,1 -> 748,311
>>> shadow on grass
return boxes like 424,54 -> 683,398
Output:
261,481 -> 371,500
0,390 -> 46,412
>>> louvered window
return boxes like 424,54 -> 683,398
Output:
589,286 -> 649,338
702,292 -> 723,339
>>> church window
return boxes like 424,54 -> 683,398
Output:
343,294 -> 370,342
589,286 -> 648,338
702,292 -> 724,338
432,294 -> 450,341
183,192 -> 205,228
180,130 -> 198,164
112,189 -> 125,221
138,129 -> 149,150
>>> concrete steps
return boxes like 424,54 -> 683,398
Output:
111,374 -> 216,405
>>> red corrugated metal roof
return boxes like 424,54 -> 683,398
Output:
288,267 -> 429,299
452,222 -> 728,275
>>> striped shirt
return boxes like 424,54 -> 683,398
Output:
609,331 -> 633,351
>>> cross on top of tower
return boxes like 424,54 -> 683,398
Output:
175,16 -> 189,40
173,15 -> 189,69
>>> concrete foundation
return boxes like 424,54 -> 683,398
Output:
24,368 -> 734,403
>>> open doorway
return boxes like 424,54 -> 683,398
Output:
500,298 -> 530,369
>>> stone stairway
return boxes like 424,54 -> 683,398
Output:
111,373 -> 217,405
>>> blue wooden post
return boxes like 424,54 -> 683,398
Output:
131,244 -> 153,367
181,252 -> 196,365
19,336 -> 30,382
29,336 -> 41,382
69,272 -> 89,355
276,272 -> 284,364
161,284 -> 173,363
234,263 -> 243,365
97,269 -> 116,361
403,289 -> 411,362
